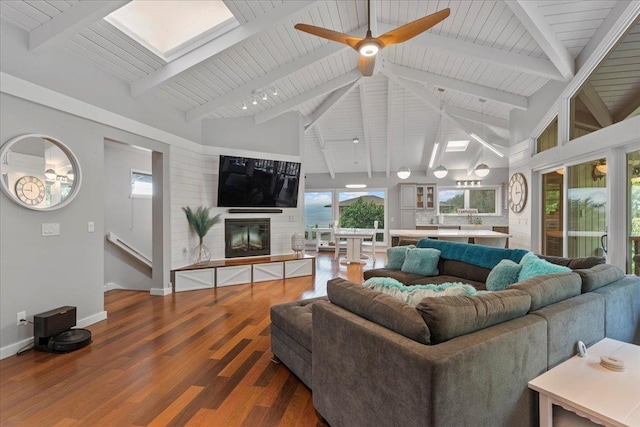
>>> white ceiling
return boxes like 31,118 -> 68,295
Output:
1,0 -> 636,177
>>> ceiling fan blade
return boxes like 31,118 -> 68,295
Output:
358,54 -> 376,77
377,8 -> 450,47
294,24 -> 362,49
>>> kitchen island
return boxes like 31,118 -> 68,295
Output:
389,229 -> 511,247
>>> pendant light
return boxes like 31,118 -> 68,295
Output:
44,142 -> 56,181
474,99 -> 490,178
433,88 -> 448,179
397,88 -> 411,180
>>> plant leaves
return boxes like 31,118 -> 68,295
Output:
182,206 -> 220,241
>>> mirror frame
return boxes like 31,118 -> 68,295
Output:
0,134 -> 82,211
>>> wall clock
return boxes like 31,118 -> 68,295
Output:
15,176 -> 46,206
508,173 -> 527,213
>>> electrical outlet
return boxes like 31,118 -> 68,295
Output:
17,311 -> 26,325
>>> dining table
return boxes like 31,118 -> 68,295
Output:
334,229 -> 376,264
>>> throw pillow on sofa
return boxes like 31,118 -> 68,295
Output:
364,277 -> 477,306
386,245 -> 415,269
401,248 -> 440,276
486,259 -> 522,291
518,252 -> 570,282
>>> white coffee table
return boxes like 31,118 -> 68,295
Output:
528,338 -> 640,427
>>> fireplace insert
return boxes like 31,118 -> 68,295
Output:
225,218 -> 270,258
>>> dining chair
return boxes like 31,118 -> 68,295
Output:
362,221 -> 379,264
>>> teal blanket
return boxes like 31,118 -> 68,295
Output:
415,239 -> 529,270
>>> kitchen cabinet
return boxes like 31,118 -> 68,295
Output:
399,184 -> 437,230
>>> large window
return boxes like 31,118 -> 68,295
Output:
438,187 -> 499,215
337,190 -> 385,242
536,117 -> 558,154
304,191 -> 333,229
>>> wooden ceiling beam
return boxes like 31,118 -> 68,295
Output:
506,1 -> 574,81
389,62 -> 528,110
30,1 -> 130,53
577,82 -> 612,128
304,79 -> 362,132
314,125 -> 335,179
131,0 -> 318,97
254,69 -> 361,124
187,41 -> 348,122
376,22 -> 563,81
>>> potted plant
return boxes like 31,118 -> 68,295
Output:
182,206 -> 220,265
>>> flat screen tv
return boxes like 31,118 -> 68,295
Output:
217,155 -> 301,208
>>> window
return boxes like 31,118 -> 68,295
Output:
337,190 -> 386,242
438,187 -> 499,215
131,170 -> 152,198
536,117 -> 558,153
304,191 -> 333,229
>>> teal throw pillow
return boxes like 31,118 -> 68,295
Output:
486,259 -> 522,291
401,248 -> 440,276
518,252 -> 571,282
386,245 -> 415,269
364,278 -> 477,306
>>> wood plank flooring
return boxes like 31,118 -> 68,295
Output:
0,252 -> 385,427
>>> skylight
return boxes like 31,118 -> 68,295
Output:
446,140 -> 470,152
106,0 -> 237,61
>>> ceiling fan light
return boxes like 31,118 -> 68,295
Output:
358,40 -> 380,57
433,165 -> 448,178
45,169 -> 57,180
397,165 -> 411,180
474,163 -> 490,177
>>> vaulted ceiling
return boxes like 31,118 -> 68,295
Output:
1,0 -> 637,178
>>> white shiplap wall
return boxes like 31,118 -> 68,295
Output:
170,145 -> 303,270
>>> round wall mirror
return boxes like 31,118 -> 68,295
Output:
0,134 -> 82,211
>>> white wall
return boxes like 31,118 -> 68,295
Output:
0,93 -> 172,357
202,113 -> 302,156
0,20 -> 202,145
104,142 -> 153,291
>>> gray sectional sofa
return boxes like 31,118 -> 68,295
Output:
270,240 -> 640,427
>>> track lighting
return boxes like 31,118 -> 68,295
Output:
241,102 -> 247,110
272,87 -> 278,96
251,97 -> 257,105
262,92 -> 268,101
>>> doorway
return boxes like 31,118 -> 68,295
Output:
628,149 -> 640,274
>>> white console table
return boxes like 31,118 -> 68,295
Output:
528,338 -> 640,427
172,254 -> 315,292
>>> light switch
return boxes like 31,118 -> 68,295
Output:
42,223 -> 60,236
88,222 -> 95,233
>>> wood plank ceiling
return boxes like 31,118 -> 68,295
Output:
0,0 -> 631,177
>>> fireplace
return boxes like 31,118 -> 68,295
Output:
225,218 -> 270,258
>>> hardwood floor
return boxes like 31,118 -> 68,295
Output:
0,252 -> 386,427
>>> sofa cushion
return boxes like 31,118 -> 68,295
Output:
416,290 -> 531,344
518,252 -> 571,281
486,259 -> 522,291
440,259 -> 491,284
363,268 -> 426,285
386,245 -> 414,269
407,275 -> 486,291
575,264 -> 625,292
536,254 -> 606,270
270,296 -> 328,351
508,272 -> 581,311
416,239 -> 529,269
327,277 -> 431,345
401,248 -> 440,276
364,278 -> 477,306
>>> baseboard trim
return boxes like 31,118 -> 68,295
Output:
0,311 -> 107,360
0,337 -> 34,360
105,282 -> 124,292
150,287 -> 172,296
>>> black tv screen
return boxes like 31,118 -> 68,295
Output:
217,155 -> 301,208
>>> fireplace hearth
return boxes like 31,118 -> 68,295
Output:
225,218 -> 270,258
